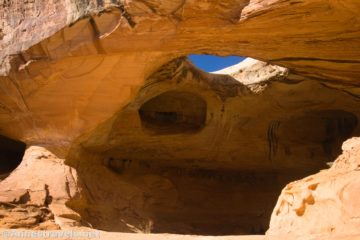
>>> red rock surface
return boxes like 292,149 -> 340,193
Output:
268,137 -> 360,236
0,1 -> 360,239
0,146 -> 82,229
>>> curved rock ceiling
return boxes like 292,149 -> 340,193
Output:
0,0 -> 359,146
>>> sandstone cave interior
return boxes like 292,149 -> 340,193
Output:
1,0 -> 360,237
64,55 -> 360,236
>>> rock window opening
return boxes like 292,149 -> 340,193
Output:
188,54 -> 246,72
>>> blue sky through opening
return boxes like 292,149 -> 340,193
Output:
188,54 -> 246,72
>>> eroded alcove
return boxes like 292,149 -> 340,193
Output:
277,110 -> 358,161
0,135 -> 26,180
139,91 -> 207,134
67,57 -> 360,236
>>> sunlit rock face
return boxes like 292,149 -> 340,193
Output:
0,0 -> 360,238
268,137 -> 360,236
0,146 -> 80,229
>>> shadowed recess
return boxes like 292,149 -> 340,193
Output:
139,91 -> 207,134
0,135 -> 26,179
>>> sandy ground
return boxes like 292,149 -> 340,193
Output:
0,230 -> 359,240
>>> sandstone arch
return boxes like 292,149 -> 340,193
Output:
0,0 -> 360,238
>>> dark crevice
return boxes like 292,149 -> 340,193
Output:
116,4 -> 136,28
0,135 -> 26,180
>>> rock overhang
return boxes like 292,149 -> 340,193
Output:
1,0 -> 360,238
